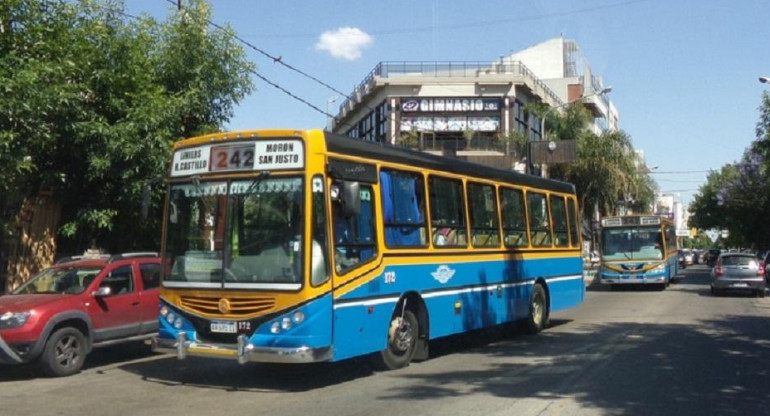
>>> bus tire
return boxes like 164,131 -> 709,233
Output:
40,327 -> 87,377
522,283 -> 548,334
374,309 -> 419,371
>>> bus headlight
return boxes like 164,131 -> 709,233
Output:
650,263 -> 666,273
281,317 -> 292,330
174,318 -> 184,329
270,322 -> 281,334
160,306 -> 169,317
166,312 -> 176,324
292,311 -> 305,324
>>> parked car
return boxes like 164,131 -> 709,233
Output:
0,252 -> 160,376
710,252 -> 766,297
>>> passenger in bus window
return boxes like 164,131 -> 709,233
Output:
434,227 -> 456,246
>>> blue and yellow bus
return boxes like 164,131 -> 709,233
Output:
152,129 -> 584,369
598,215 -> 679,289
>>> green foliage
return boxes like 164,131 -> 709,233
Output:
532,102 -> 655,221
399,130 -> 419,148
689,91 -> 770,249
0,0 -> 254,253
499,131 -> 528,158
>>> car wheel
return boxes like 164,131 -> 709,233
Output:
40,327 -> 87,377
373,309 -> 419,370
522,283 -> 548,334
758,290 -> 766,298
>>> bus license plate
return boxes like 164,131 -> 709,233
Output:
210,321 -> 237,334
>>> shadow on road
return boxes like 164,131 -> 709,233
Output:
109,312 -> 770,416
377,315 -> 770,416
0,340 -> 157,381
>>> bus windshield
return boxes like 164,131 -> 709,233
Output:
601,226 -> 663,261
163,176 -> 304,289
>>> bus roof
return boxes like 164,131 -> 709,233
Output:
172,129 -> 576,195
324,132 -> 575,194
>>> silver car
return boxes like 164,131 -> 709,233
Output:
710,253 -> 766,297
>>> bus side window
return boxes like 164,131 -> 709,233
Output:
550,195 -> 569,247
380,169 -> 426,247
567,198 -> 580,247
500,187 -> 529,247
429,176 -> 468,247
527,191 -> 552,247
467,182 -> 500,247
332,185 -> 377,274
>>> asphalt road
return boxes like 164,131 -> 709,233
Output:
2,264 -> 770,416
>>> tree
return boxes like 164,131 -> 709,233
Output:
543,104 -> 651,219
0,0 -> 254,257
689,90 -> 770,249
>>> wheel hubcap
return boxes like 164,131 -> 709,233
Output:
389,317 -> 413,353
532,294 -> 543,324
55,335 -> 80,368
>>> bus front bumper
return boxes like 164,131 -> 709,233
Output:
152,332 -> 333,365
599,273 -> 667,284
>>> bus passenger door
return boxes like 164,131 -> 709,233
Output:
328,180 -> 382,360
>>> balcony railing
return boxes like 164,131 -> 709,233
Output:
336,61 -> 564,121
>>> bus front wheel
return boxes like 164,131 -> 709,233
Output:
374,309 -> 419,370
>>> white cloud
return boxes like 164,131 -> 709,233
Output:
315,27 -> 373,61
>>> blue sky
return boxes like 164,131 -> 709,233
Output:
127,0 -> 770,206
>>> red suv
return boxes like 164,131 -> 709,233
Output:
0,252 -> 160,376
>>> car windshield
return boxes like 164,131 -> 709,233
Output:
12,266 -> 103,295
163,176 -> 304,289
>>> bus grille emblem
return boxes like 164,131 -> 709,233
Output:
431,265 -> 456,284
218,298 -> 231,314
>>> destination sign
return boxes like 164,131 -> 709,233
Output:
171,139 -> 304,177
601,216 -> 662,227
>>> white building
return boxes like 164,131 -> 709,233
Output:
330,37 -> 617,168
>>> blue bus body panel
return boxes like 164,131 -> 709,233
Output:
331,255 -> 583,361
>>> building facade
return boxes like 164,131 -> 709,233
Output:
330,37 -> 617,168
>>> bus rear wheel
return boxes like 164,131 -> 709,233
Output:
522,283 -> 548,334
374,309 -> 418,370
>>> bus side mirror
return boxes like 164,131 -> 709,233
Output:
332,181 -> 360,218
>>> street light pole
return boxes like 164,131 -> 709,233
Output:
326,96 -> 340,131
530,86 -> 612,176
759,76 -> 770,84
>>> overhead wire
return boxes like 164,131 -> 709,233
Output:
161,0 -> 369,130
